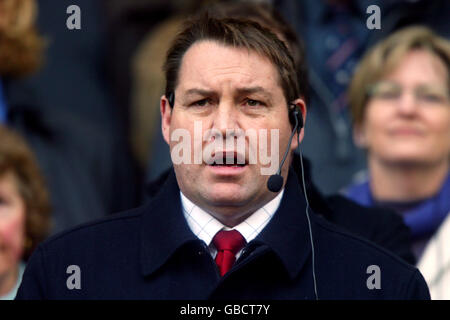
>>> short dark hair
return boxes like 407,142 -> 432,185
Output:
203,1 -> 309,103
163,14 -> 300,106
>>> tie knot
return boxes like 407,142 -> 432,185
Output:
213,230 -> 246,254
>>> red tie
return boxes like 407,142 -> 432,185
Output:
213,230 -> 246,276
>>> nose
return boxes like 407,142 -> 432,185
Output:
396,90 -> 419,116
212,100 -> 241,137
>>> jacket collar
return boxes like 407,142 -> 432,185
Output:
140,170 -> 199,276
251,167 -> 313,280
140,167 -> 314,280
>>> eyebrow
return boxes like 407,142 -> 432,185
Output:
237,87 -> 274,105
235,86 -> 270,96
183,88 -> 215,97
182,86 -> 273,98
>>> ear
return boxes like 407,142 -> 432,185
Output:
290,98 -> 307,151
160,95 -> 172,146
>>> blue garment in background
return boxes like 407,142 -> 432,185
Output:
345,173 -> 450,259
0,78 -> 8,124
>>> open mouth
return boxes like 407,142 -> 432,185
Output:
210,162 -> 246,167
208,152 -> 247,167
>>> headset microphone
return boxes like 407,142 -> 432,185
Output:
267,105 -> 303,193
266,104 -> 319,300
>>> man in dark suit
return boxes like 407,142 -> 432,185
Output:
145,154 -> 417,266
16,15 -> 429,299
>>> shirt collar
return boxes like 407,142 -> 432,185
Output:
180,190 -> 284,246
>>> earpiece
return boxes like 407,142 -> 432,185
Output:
289,104 -> 303,132
168,92 -> 175,108
267,103 -> 304,193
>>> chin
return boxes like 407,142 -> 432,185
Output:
381,153 -> 439,166
206,183 -> 257,204
375,144 -> 426,162
207,189 -> 247,205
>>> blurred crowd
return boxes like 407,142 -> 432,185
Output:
0,0 -> 449,299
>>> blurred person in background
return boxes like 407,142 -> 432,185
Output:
346,26 -> 450,298
0,125 -> 50,299
1,0 -> 139,234
274,0 -> 450,195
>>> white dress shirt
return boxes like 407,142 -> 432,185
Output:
181,190 -> 284,260
418,211 -> 450,300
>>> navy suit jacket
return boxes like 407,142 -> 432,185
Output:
16,169 -> 430,299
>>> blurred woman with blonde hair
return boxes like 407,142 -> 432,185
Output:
346,26 -> 450,299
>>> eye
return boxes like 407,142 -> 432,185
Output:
416,90 -> 448,104
374,87 -> 401,100
420,93 -> 443,103
191,99 -> 210,107
368,82 -> 401,100
379,90 -> 400,100
245,99 -> 264,107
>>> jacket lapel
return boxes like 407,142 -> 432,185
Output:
140,169 -> 200,277
252,167 -> 313,280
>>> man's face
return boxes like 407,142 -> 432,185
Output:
161,41 -> 305,226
